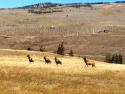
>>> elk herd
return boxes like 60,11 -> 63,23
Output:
27,55 -> 95,67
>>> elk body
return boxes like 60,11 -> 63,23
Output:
27,55 -> 34,64
55,57 -> 62,65
83,57 -> 95,67
43,56 -> 51,64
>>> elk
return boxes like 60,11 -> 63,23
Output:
55,57 -> 62,65
27,55 -> 34,64
83,57 -> 95,67
43,56 -> 51,64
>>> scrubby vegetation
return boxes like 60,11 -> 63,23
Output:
27,47 -> 31,51
40,46 -> 46,52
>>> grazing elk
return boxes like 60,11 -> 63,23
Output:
43,56 -> 51,64
83,57 -> 95,67
27,55 -> 34,64
55,57 -> 62,65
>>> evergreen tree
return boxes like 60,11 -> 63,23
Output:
119,54 -> 123,64
69,49 -> 74,56
57,42 -> 64,55
115,54 -> 119,64
105,53 -> 123,64
111,54 -> 115,63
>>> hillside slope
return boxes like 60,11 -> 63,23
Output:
0,7 -> 125,62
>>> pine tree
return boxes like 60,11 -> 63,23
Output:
57,44 -> 60,54
111,54 -> 115,63
105,53 -> 123,64
121,54 -> 123,64
115,54 -> 119,64
119,54 -> 123,64
69,49 -> 74,56
60,42 -> 64,55
57,42 -> 64,55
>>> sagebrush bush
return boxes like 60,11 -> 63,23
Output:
27,47 -> 31,51
40,46 -> 46,52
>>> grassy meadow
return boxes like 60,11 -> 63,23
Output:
0,49 -> 125,94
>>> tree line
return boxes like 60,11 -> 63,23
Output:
27,42 -> 124,64
105,53 -> 123,64
27,42 -> 74,56
28,9 -> 62,14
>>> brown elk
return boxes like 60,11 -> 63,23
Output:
43,56 -> 51,64
83,57 -> 95,67
55,57 -> 62,65
27,55 -> 34,64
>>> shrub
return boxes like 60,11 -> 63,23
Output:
40,46 -> 46,52
27,47 -> 31,51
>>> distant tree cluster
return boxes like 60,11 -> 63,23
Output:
105,53 -> 123,64
27,42 -> 74,56
56,42 -> 74,56
84,4 -> 93,8
57,42 -> 65,55
28,9 -> 62,14
86,2 -> 110,5
115,1 -> 125,3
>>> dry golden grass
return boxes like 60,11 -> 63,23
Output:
0,49 -> 125,94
